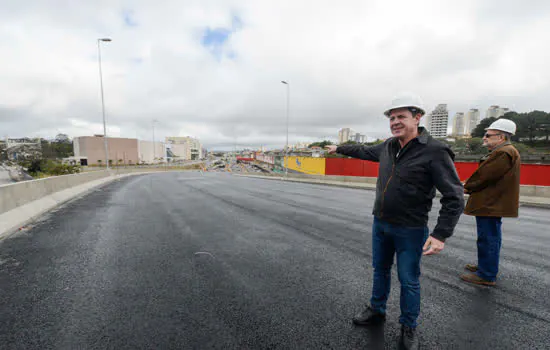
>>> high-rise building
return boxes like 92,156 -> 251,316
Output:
338,128 -> 366,143
452,112 -> 465,136
166,136 -> 202,160
427,104 -> 449,138
338,128 -> 354,144
486,105 -> 509,119
422,113 -> 431,131
465,109 -> 480,136
353,133 -> 366,143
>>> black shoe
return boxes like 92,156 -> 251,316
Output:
399,325 -> 419,350
352,306 -> 386,326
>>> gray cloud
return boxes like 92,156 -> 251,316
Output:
1,0 -> 550,150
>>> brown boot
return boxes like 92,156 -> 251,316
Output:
460,273 -> 496,286
465,264 -> 478,272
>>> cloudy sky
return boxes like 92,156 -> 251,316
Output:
1,0 -> 550,150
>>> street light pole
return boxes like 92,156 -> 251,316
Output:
281,80 -> 289,179
97,38 -> 112,169
152,119 -> 157,164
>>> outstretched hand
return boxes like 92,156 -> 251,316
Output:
325,145 -> 338,154
423,236 -> 445,256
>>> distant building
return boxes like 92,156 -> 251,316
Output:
6,137 -> 40,148
338,128 -> 366,143
73,135 -> 139,166
465,109 -> 480,136
452,112 -> 465,136
353,133 -> 366,143
427,104 -> 449,138
293,142 -> 310,150
486,105 -> 510,119
338,128 -> 354,144
138,141 -> 166,164
5,137 -> 42,161
166,136 -> 202,160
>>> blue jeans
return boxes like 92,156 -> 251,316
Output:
475,216 -> 502,282
369,218 -> 428,329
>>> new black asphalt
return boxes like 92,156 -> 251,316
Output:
1,172 -> 549,349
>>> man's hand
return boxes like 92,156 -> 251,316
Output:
423,236 -> 445,256
325,145 -> 338,154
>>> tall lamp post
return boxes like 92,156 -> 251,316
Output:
152,119 -> 158,164
97,38 -> 112,169
281,80 -> 290,179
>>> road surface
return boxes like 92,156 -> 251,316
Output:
0,172 -> 549,349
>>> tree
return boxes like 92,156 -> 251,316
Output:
308,140 -> 333,148
55,133 -> 71,144
471,117 -> 498,138
365,139 -> 384,146
341,140 -> 358,145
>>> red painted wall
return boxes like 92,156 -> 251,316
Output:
325,158 -> 550,186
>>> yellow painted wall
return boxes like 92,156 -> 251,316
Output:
284,156 -> 326,175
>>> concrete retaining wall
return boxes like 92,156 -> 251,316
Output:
253,173 -> 550,198
0,167 -> 182,215
0,170 -> 111,214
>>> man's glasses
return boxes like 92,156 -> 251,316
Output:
483,133 -> 501,138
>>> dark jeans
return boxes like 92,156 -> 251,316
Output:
370,217 -> 428,329
475,216 -> 502,282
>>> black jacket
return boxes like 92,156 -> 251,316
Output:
336,128 -> 464,241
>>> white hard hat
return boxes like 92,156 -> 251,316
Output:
384,92 -> 426,117
486,118 -> 516,135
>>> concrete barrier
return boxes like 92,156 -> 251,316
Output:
0,166 -> 199,215
0,168 -> 195,239
239,172 -> 550,199
0,170 -> 111,214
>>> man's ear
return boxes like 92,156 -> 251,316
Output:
415,114 -> 422,125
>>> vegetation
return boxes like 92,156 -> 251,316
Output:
22,159 -> 81,177
40,133 -> 74,159
308,140 -> 333,148
472,111 -> 550,144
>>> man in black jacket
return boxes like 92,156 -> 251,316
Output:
326,93 -> 464,350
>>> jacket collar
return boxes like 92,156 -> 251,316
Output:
491,141 -> 511,152
391,127 -> 429,147
416,127 -> 429,144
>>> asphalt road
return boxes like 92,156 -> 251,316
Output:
1,172 -> 549,349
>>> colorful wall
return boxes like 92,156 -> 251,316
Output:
284,156 -> 326,175
266,157 -> 550,186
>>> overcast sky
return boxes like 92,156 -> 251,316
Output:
1,0 -> 550,150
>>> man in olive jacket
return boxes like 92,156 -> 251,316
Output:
461,119 -> 521,286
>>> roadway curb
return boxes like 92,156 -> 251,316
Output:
234,174 -> 550,209
0,171 -> 174,241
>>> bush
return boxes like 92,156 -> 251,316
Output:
23,159 -> 81,177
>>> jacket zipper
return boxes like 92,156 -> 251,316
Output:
380,163 -> 395,218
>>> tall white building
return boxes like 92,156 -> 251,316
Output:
353,133 -> 366,143
465,109 -> 480,136
486,105 -> 510,119
427,104 -> 449,138
338,128 -> 354,144
338,128 -> 366,143
422,113 -> 432,131
166,136 -> 202,160
452,112 -> 465,136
